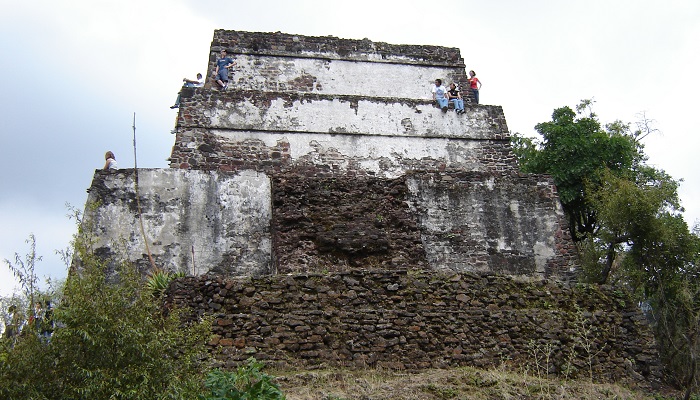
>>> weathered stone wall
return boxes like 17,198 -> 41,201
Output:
205,29 -> 475,102
84,169 -> 272,276
168,126 -> 516,176
406,172 -> 578,279
174,90 -> 507,139
169,90 -> 513,176
271,174 -> 428,274
224,55 -> 461,99
167,270 -> 662,389
172,30 -> 511,182
79,30 -> 662,387
85,169 -> 575,279
269,171 -> 576,279
211,30 -> 464,65
85,30 -> 579,280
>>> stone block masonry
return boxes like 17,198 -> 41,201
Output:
167,270 -> 662,389
87,29 -> 579,280
80,29 -> 662,387
85,169 -> 272,276
407,172 -> 578,279
85,169 -> 575,279
165,30 -> 575,278
174,90 -> 508,139
206,29 -> 470,96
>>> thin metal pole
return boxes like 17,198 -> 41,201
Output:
132,113 -> 157,270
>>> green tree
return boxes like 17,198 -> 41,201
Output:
641,223 -> 700,400
0,208 -> 212,399
512,100 -> 642,241
591,170 -> 698,396
4,234 -> 42,312
513,100 -> 700,396
586,167 -> 683,284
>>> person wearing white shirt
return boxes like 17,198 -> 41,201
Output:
103,151 -> 118,171
432,79 -> 448,112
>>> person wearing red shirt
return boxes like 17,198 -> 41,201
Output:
468,70 -> 482,104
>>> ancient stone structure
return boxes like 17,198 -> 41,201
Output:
167,271 -> 661,387
83,30 -> 660,385
88,30 -> 578,280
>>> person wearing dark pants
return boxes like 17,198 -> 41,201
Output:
468,70 -> 482,104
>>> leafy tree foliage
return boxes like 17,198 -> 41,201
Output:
512,100 -> 642,241
643,225 -> 700,400
586,167 -> 683,284
513,100 -> 700,396
0,211 -> 212,399
4,234 -> 42,312
592,170 -> 699,397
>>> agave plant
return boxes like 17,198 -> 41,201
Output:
146,268 -> 185,297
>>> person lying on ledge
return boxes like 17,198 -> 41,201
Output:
170,73 -> 204,109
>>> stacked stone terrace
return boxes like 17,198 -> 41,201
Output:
170,30 -> 511,174
82,30 -> 662,384
87,29 -> 578,280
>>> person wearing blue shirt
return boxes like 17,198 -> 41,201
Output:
214,49 -> 235,90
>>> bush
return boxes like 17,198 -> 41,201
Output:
0,211 -> 212,399
200,358 -> 285,400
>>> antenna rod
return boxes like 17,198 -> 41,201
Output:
132,112 -> 157,270
132,113 -> 137,170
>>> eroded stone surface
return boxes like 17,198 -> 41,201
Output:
79,30 -> 661,386
85,169 -> 271,276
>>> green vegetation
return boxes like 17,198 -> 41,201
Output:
200,358 -> 285,400
274,366 -> 678,399
512,100 -> 700,398
1,208 -> 289,399
0,210 -> 213,399
512,100 -> 646,243
146,268 -> 187,298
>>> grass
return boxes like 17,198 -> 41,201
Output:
273,365 -> 681,400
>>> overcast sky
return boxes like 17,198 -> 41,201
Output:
1,0 -> 698,296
